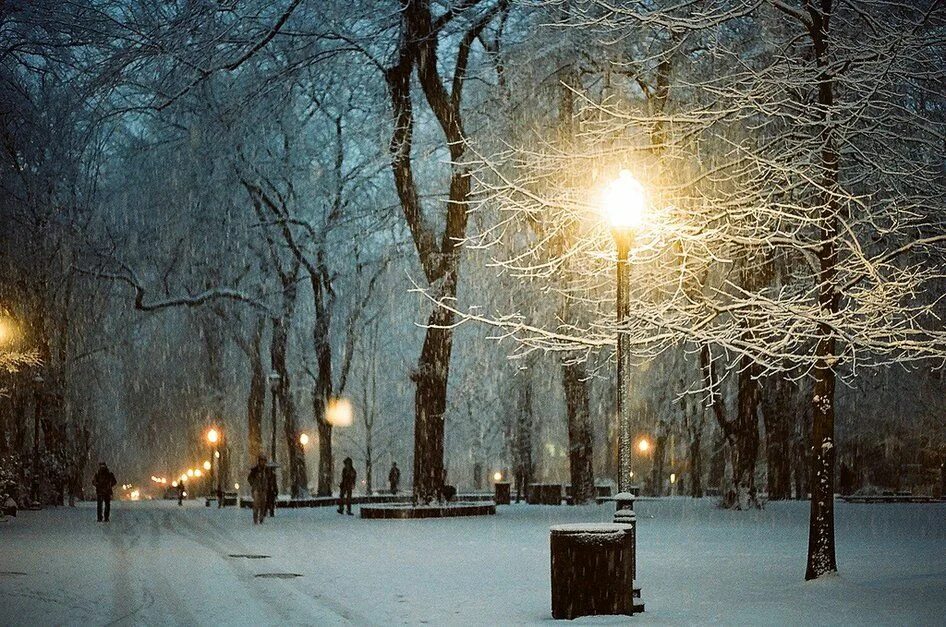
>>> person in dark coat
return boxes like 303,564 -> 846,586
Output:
265,464 -> 277,517
248,455 -> 268,524
176,481 -> 186,506
388,462 -> 401,495
92,462 -> 116,522
338,457 -> 356,515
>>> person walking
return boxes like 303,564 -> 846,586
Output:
176,480 -> 186,506
388,461 -> 401,495
248,455 -> 268,525
338,457 -> 356,515
92,462 -> 116,522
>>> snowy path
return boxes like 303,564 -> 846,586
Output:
1,498 -> 944,625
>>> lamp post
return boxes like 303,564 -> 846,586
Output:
30,372 -> 44,506
268,372 -> 281,461
601,169 -> 648,613
206,428 -> 219,499
601,169 -> 648,497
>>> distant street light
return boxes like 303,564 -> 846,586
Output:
299,433 -> 309,446
206,427 -> 221,499
187,469 -> 195,478
637,438 -> 652,454
493,472 -> 503,482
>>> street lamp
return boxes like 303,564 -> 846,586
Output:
268,372 -> 282,461
601,169 -> 649,498
299,433 -> 309,447
600,169 -> 648,613
206,427 -> 221,499
30,372 -> 44,506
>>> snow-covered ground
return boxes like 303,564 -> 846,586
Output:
1,498 -> 943,625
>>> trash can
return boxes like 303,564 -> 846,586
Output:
550,523 -> 635,620
494,482 -> 510,505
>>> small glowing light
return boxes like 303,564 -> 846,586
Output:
600,169 -> 648,229
172,481 -> 178,488
629,471 -> 634,478
207,428 -> 219,444
214,451 -> 220,459
637,438 -> 651,453
180,474 -> 187,483
326,397 -> 354,427
670,473 -> 676,484
187,469 -> 195,477
182,491 -> 187,497
234,483 -> 240,490
299,433 -> 309,446
130,489 -> 140,500
194,469 -> 202,478
203,461 -> 211,471
493,472 -> 502,482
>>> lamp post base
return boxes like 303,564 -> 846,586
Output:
613,497 -> 644,613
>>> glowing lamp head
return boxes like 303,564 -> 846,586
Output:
203,461 -> 211,471
601,169 -> 647,230
493,472 -> 503,482
234,483 -> 240,490
194,469 -> 202,477
172,481 -> 178,488
326,398 -> 354,427
637,438 -> 651,453
179,474 -> 187,483
207,428 -> 219,444
299,433 -> 309,446
670,473 -> 676,484
187,469 -> 194,478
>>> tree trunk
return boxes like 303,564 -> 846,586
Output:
727,357 -> 761,509
411,311 -> 454,503
246,318 -> 265,461
805,5 -> 840,580
311,272 -> 335,497
761,374 -> 794,500
513,373 -> 534,501
562,361 -> 595,504
271,314 -> 308,499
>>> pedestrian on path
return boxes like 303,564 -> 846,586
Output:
388,462 -> 400,495
176,481 -> 185,506
338,457 -> 356,515
92,462 -> 116,522
248,455 -> 268,525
